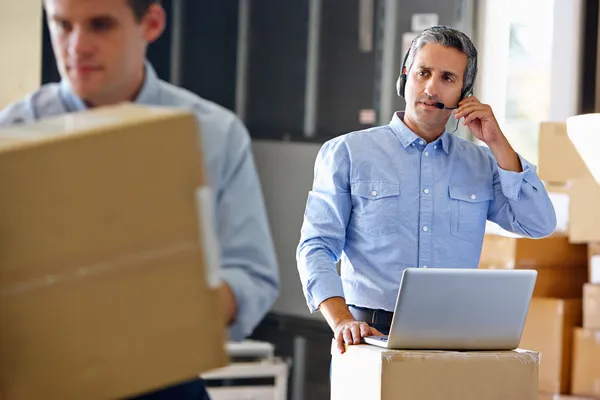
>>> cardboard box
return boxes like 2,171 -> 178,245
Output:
331,343 -> 539,400
571,328 -> 600,398
479,235 -> 588,298
538,122 -> 592,183
589,243 -> 600,284
583,284 -> 600,329
0,104 -> 228,399
569,178 -> 600,243
520,298 -> 582,394
480,234 -> 588,270
479,264 -> 587,299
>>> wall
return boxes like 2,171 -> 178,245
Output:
252,140 -> 323,320
0,1 -> 42,108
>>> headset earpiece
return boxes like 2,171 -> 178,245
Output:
397,66 -> 407,98
397,51 -> 410,99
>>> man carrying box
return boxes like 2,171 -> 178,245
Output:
296,25 -> 557,355
0,0 -> 280,398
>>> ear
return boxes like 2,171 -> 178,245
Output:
141,4 -> 166,44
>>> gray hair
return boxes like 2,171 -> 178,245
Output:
405,25 -> 478,98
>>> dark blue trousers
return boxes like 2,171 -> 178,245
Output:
127,378 -> 210,400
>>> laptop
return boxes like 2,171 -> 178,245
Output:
363,268 -> 537,350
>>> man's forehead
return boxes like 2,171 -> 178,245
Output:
413,44 -> 467,74
44,0 -> 131,18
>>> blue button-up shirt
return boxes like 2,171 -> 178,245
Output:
0,62 -> 280,340
297,112 -> 556,313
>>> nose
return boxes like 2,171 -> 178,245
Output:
67,26 -> 94,57
424,76 -> 441,98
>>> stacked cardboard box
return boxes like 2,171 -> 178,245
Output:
0,104 -> 228,399
538,121 -> 600,244
571,283 -> 600,398
528,118 -> 600,397
479,233 -> 586,396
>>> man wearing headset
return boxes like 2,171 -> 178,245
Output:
0,0 -> 279,399
296,25 -> 556,354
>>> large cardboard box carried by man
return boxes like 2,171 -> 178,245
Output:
0,104 -> 228,399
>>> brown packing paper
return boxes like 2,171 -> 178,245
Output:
0,104 -> 228,399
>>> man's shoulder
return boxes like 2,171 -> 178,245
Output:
0,84 -> 63,126
321,124 -> 395,151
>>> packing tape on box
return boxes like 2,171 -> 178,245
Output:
0,189 -> 223,296
380,349 -> 538,364
0,241 -> 201,297
195,187 -> 221,289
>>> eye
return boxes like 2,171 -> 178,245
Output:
417,70 -> 430,78
442,75 -> 455,83
53,20 -> 72,33
90,18 -> 115,32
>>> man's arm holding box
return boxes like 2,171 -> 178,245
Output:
216,116 -> 280,341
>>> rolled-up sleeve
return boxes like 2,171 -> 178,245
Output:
217,118 -> 279,341
0,100 -> 32,126
488,152 -> 557,238
296,138 -> 352,312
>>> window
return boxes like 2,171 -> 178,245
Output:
475,0 -> 584,165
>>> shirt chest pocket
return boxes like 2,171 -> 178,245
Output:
449,184 -> 494,243
350,181 -> 400,237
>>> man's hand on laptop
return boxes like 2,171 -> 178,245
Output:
333,320 -> 384,354
318,297 -> 384,354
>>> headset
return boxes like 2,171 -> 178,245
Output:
396,30 -> 477,110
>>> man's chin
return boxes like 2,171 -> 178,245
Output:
69,82 -> 102,102
414,110 -> 449,125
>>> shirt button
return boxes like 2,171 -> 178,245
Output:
372,191 -> 377,197
434,145 -> 438,150
422,226 -> 428,232
419,140 -> 425,145
424,152 -> 429,157
471,194 -> 477,200
411,143 -> 415,147
424,188 -> 430,194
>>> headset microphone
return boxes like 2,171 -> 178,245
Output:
434,102 -> 458,110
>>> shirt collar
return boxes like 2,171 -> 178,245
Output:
59,61 -> 160,112
389,111 -> 450,154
